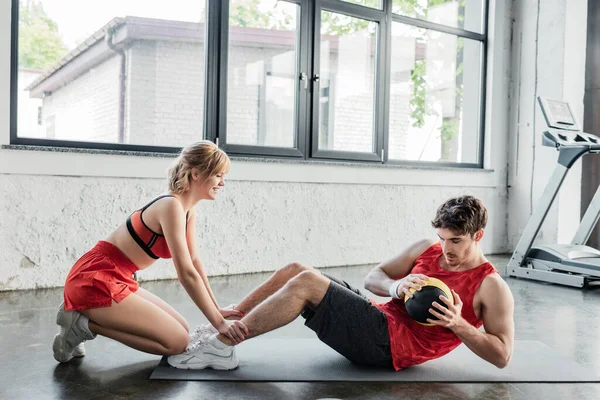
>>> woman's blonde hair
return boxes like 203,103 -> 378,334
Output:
168,140 -> 231,194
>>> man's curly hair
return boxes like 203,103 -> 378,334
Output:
431,195 -> 488,236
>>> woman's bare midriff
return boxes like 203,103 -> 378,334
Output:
104,223 -> 158,271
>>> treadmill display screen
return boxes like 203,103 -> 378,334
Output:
546,100 -> 576,125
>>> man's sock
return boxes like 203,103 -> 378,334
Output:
209,334 -> 231,349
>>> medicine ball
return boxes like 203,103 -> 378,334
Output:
404,277 -> 453,326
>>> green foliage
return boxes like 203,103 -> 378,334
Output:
410,59 -> 427,128
441,118 -> 458,141
230,0 -> 466,144
339,0 -> 381,9
392,0 -> 457,20
230,0 -> 295,30
19,0 -> 67,70
397,0 -> 465,141
392,0 -> 426,19
321,12 -> 372,36
230,0 -> 373,35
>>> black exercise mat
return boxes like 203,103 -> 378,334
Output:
149,338 -> 599,382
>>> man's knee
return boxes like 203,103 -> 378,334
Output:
279,262 -> 313,279
287,270 -> 326,293
287,270 -> 331,308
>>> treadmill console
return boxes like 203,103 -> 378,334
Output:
538,97 -> 600,150
538,97 -> 581,131
543,130 -> 600,147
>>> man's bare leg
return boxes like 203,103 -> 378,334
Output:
233,263 -> 313,315
218,270 -> 331,345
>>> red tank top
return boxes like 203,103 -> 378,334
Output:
126,195 -> 189,259
373,243 -> 498,371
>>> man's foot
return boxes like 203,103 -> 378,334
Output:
167,335 -> 238,370
189,323 -> 218,343
53,302 -> 95,363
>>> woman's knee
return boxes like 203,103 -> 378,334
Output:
175,315 -> 189,333
162,328 -> 189,355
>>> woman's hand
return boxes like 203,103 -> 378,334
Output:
220,304 -> 245,320
217,319 -> 249,344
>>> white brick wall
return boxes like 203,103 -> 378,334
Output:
388,77 -> 412,159
0,173 -> 507,290
41,55 -> 121,143
16,69 -> 44,138
226,44 -> 296,147
321,45 -> 378,154
227,45 -> 266,145
127,40 -> 205,146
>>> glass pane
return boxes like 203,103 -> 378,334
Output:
340,0 -> 382,9
319,11 -> 378,153
388,22 -> 482,163
227,0 -> 299,148
17,0 -> 207,146
392,0 -> 484,34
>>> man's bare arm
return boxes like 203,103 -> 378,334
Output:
451,274 -> 515,368
364,239 -> 436,297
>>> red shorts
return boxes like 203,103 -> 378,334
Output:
63,241 -> 140,311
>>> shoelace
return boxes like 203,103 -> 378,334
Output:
193,323 -> 219,337
192,324 -> 208,335
186,337 -> 212,353
190,324 -> 210,340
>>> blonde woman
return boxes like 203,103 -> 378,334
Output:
52,141 -> 248,368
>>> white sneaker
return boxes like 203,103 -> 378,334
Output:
53,302 -> 95,363
72,343 -> 86,357
189,323 -> 218,343
167,335 -> 238,370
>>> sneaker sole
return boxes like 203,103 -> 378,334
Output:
167,358 -> 238,371
52,333 -> 74,363
54,303 -> 82,361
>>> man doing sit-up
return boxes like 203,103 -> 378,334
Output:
168,195 -> 515,371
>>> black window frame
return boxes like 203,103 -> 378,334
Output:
216,0 -> 309,159
385,6 -> 489,169
9,0 -> 188,154
309,0 -> 387,163
9,0 -> 489,168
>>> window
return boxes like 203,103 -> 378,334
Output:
226,0 -> 300,148
392,0 -> 485,34
318,11 -> 378,153
12,0 -> 207,151
11,0 -> 488,167
340,0 -> 382,9
388,23 -> 483,163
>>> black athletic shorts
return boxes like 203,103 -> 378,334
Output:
300,273 -> 394,368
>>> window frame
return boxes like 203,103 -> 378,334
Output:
385,5 -> 489,169
8,0 -> 198,154
309,0 -> 387,163
9,0 -> 489,168
217,0 -> 309,159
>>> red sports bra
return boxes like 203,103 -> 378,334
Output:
126,195 -> 189,259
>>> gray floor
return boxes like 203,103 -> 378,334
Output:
2,254 -> 600,399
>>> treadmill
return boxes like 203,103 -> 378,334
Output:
507,96 -> 600,288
